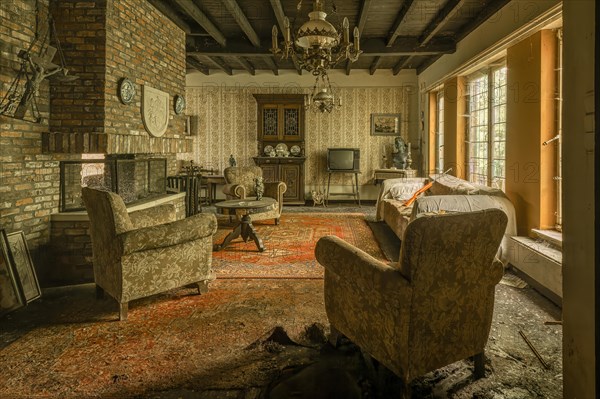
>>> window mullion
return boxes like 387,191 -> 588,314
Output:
487,68 -> 494,186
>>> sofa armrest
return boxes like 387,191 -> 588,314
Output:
129,204 -> 176,229
223,184 -> 246,199
119,213 -> 217,255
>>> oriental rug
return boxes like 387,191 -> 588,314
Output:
212,213 -> 386,279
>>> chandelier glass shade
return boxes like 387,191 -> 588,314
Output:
305,72 -> 342,113
271,0 -> 361,76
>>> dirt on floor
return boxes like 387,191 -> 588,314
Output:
140,276 -> 562,399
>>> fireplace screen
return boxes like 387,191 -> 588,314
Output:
60,158 -> 167,212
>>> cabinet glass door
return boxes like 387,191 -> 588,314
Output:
282,105 -> 300,139
262,105 -> 279,138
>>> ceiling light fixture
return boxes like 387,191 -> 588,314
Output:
305,71 -> 341,113
271,0 -> 362,76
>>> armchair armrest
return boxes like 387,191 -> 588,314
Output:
129,204 -> 176,229
264,181 -> 286,199
120,213 -> 217,255
315,235 -> 412,292
223,183 -> 246,199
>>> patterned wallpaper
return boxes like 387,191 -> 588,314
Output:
185,85 -> 414,192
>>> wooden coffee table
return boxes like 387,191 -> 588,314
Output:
214,197 -> 277,252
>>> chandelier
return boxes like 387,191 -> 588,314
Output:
305,72 -> 341,113
271,0 -> 362,76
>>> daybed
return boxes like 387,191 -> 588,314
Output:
375,174 -> 517,264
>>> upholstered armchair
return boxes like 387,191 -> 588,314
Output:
315,209 -> 507,396
82,187 -> 217,321
222,166 -> 287,224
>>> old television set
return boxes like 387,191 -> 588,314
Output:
327,148 -> 360,172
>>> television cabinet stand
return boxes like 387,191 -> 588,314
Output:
326,171 -> 361,207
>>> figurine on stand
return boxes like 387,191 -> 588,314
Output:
254,176 -> 264,200
228,154 -> 237,167
392,136 -> 409,169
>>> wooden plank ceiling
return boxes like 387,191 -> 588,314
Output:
147,0 -> 510,76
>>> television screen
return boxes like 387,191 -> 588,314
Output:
327,148 -> 360,171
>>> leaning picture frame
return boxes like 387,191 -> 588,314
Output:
0,229 -> 25,316
7,231 -> 41,303
371,113 -> 401,136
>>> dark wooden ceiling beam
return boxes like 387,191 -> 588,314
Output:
392,55 -> 414,75
173,0 -> 227,46
186,56 -> 209,75
236,57 -> 255,75
386,0 -> 415,47
417,54 -> 443,74
454,0 -> 512,42
222,0 -> 261,47
148,0 -> 192,34
268,0 -> 301,75
208,56 -> 233,75
188,37 -> 455,57
418,0 -> 467,46
369,56 -> 382,75
264,57 -> 279,76
357,0 -> 372,35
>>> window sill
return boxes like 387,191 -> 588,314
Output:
531,229 -> 562,249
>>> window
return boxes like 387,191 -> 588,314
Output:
554,28 -> 563,231
436,90 -> 444,173
466,65 -> 507,190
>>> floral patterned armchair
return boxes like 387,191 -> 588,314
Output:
315,209 -> 507,396
222,166 -> 287,224
82,187 -> 217,321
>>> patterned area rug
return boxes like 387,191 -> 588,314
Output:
212,213 -> 385,279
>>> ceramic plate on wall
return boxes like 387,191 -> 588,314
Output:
275,143 -> 288,152
290,145 -> 301,156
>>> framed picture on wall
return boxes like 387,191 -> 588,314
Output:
371,113 -> 401,136
0,229 -> 25,316
7,231 -> 41,303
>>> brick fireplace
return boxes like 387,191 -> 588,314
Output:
0,0 -> 193,286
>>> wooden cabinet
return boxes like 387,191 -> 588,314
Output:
254,157 -> 305,205
253,94 -> 305,152
253,94 -> 306,205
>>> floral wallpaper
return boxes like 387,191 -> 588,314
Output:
186,85 -> 413,192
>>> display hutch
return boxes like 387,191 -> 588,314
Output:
252,94 -> 305,205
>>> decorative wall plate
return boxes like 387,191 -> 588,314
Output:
174,94 -> 186,115
263,145 -> 274,155
290,145 -> 301,156
275,143 -> 288,152
118,78 -> 135,104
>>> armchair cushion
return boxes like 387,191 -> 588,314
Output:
120,213 -> 217,255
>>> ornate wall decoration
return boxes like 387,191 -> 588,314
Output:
142,85 -> 169,137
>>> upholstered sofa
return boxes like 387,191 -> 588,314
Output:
376,174 -> 517,264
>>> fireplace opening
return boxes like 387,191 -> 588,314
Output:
59,156 -> 167,212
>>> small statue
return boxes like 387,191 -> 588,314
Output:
311,190 -> 325,207
392,136 -> 409,169
228,154 -> 237,167
254,177 -> 264,200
